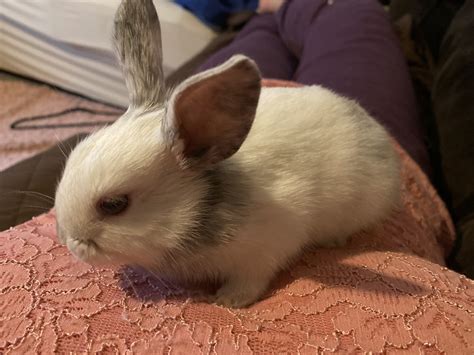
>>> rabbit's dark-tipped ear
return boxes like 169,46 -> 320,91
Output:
114,0 -> 164,108
164,55 -> 261,166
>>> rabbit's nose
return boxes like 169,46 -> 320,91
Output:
66,237 -> 98,263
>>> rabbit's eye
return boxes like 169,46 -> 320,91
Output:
97,195 -> 129,216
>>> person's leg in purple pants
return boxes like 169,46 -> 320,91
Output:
198,0 -> 431,175
200,12 -> 297,80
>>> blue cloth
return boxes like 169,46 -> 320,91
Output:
175,0 -> 259,29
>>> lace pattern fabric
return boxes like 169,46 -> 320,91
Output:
1,82 -> 473,354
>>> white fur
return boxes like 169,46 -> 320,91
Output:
56,0 -> 399,309
160,86 -> 400,307
56,83 -> 400,308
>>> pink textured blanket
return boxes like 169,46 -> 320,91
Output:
0,78 -> 122,171
1,79 -> 473,354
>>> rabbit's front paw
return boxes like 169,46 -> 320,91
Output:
213,278 -> 267,308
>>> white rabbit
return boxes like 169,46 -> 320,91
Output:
55,0 -> 400,308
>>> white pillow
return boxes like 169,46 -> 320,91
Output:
0,0 -> 217,106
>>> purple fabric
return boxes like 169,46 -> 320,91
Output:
198,0 -> 431,175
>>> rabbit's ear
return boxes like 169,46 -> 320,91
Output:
114,0 -> 165,108
163,55 -> 261,166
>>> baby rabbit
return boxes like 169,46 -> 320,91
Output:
55,0 -> 400,308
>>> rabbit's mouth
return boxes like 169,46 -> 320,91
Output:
66,237 -> 102,264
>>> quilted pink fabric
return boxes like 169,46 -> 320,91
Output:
1,80 -> 473,354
